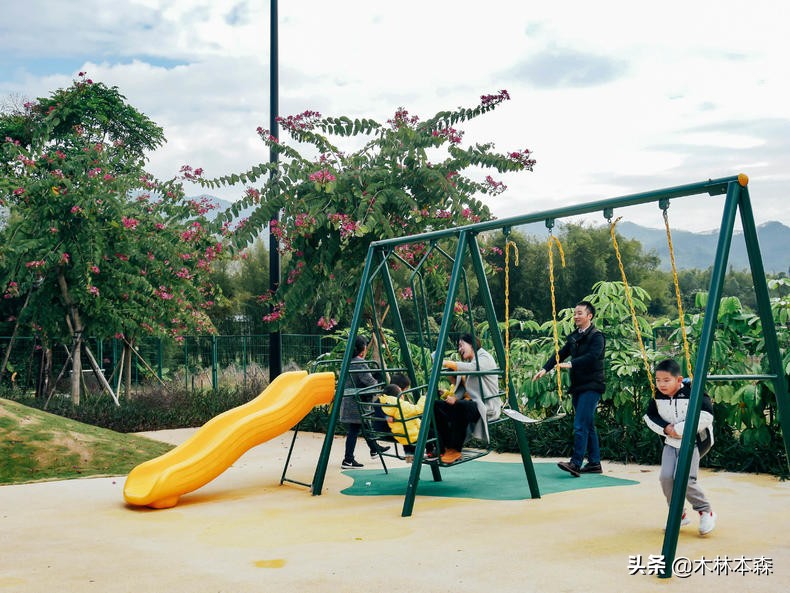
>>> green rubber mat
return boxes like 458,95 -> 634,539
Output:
341,461 -> 639,500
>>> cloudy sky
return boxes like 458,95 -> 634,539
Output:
1,0 -> 788,232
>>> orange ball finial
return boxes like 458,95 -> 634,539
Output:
738,173 -> 749,187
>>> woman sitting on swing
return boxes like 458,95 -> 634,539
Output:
437,334 -> 502,464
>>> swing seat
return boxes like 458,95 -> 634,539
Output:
502,407 -> 567,424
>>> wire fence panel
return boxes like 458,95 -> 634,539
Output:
0,334 -> 338,393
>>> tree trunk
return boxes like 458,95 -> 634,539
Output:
57,271 -> 85,405
70,343 -> 82,405
36,345 -> 53,399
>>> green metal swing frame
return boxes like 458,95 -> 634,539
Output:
308,174 -> 789,578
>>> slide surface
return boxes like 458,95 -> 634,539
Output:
123,370 -> 335,508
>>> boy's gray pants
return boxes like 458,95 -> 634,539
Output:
659,444 -> 711,513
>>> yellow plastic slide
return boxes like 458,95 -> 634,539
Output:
123,370 -> 335,509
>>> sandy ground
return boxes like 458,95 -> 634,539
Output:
1,428 -> 788,593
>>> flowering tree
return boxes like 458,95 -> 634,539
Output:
200,91 -> 536,332
0,76 -> 228,402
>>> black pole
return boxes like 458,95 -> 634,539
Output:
268,0 -> 282,379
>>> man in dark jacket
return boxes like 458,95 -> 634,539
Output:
533,300 -> 605,477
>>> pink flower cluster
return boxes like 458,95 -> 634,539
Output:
179,165 -> 204,180
317,316 -> 337,331
88,167 -> 102,178
4,281 -> 19,299
245,187 -> 261,202
286,260 -> 305,285
154,286 -> 174,300
453,301 -> 468,315
276,110 -> 321,132
484,175 -> 507,195
328,213 -> 359,239
508,149 -> 536,170
25,260 -> 46,268
480,89 -> 511,107
399,287 -> 413,300
255,127 -> 279,143
387,107 -> 420,130
432,126 -> 463,144
187,196 -> 216,215
181,222 -> 204,242
262,301 -> 285,323
122,216 -> 139,230
309,170 -> 336,184
462,207 -> 481,223
88,286 -> 100,296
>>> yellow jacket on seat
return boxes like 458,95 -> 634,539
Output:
378,395 -> 426,445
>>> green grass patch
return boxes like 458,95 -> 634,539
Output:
0,397 -> 173,485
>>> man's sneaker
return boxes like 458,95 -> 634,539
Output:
341,459 -> 364,469
699,510 -> 717,535
579,462 -> 602,474
370,445 -> 391,459
557,460 -> 581,477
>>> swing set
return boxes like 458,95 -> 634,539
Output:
300,174 -> 787,578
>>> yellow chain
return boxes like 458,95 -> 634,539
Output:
609,217 -> 655,396
504,240 -> 519,394
663,209 -> 693,380
548,234 -> 565,402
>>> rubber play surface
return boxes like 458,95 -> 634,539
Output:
340,460 -> 639,499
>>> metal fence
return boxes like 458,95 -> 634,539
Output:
0,334 -> 341,392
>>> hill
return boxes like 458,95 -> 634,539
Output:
0,398 -> 173,485
516,220 -> 789,273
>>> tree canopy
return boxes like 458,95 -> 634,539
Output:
0,75 -> 229,401
199,90 -> 536,331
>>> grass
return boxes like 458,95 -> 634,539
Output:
0,397 -> 173,485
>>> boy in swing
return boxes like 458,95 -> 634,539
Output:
644,358 -> 717,535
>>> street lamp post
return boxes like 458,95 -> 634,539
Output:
268,0 -> 282,379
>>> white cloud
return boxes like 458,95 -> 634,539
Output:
1,0 -> 788,233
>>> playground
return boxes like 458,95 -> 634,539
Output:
1,427 -> 788,593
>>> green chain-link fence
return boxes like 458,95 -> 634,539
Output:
0,334 -> 341,393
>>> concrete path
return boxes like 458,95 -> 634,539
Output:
1,428 -> 788,593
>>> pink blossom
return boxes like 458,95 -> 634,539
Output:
87,167 -> 102,178
399,287 -> 413,300
508,149 -> 536,170
59,253 -> 70,264
480,89 -> 511,107
275,110 -> 321,132
309,170 -> 336,184
387,108 -> 420,129
89,265 -> 100,273
25,260 -> 46,268
122,216 -> 139,230
154,286 -> 174,300
317,316 -> 338,331
103,173 -> 114,181
88,286 -> 99,296
70,205 -> 83,214
13,188 -> 25,196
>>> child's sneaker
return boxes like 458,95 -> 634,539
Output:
680,510 -> 691,526
699,510 -> 716,535
663,509 -> 690,531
